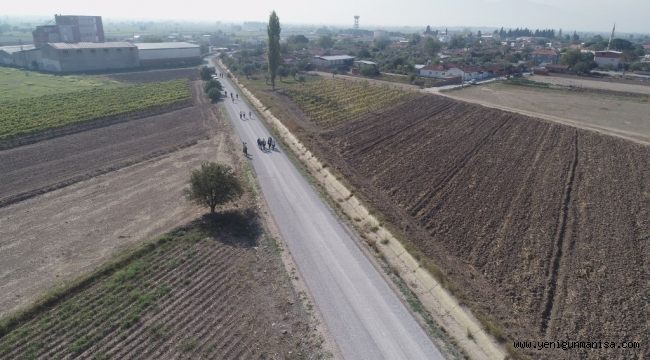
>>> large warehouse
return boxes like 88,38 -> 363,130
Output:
40,42 -> 139,73
0,45 -> 40,69
135,42 -> 202,67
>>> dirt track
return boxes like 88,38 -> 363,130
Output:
0,82 -> 231,317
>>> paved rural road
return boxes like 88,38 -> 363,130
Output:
212,61 -> 444,360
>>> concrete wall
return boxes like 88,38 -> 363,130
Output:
595,57 -> 620,68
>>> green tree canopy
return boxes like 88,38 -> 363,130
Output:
423,37 -> 441,56
287,34 -> 309,45
185,162 -> 243,214
200,66 -> 216,81
318,35 -> 335,49
267,10 -> 281,90
207,87 -> 222,102
204,79 -> 223,93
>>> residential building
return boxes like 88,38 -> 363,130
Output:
419,63 -> 488,81
594,50 -> 623,68
531,48 -> 559,65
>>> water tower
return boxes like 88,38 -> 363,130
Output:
354,15 -> 360,29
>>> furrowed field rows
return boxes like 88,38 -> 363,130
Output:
275,79 -> 649,359
0,224 -> 320,359
0,80 -> 191,141
281,78 -> 415,127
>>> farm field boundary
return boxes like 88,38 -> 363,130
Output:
219,59 -> 507,360
0,80 -> 192,148
0,137 -> 201,208
0,216 -> 326,359
0,101 -> 192,151
436,83 -> 650,146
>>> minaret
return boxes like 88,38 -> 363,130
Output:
607,23 -> 616,50
354,15 -> 360,29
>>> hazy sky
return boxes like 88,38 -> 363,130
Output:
3,0 -> 648,33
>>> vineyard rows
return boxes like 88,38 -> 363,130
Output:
282,79 -> 414,127
0,227 -> 318,359
0,80 -> 191,141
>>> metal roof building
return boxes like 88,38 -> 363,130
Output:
0,45 -> 41,68
41,42 -> 139,73
312,55 -> 355,68
135,42 -> 201,67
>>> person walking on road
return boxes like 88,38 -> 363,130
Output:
243,142 -> 248,157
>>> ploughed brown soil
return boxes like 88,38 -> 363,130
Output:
0,82 -> 209,207
270,91 -> 650,359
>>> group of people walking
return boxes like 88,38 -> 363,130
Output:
242,137 -> 277,157
239,111 -> 252,120
257,137 -> 275,151
230,92 -> 238,102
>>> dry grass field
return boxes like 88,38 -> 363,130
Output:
446,81 -> 650,144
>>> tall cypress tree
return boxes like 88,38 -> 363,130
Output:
267,11 -> 281,90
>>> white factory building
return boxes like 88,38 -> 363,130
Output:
135,42 -> 201,67
0,41 -> 202,73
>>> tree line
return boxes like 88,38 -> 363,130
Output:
496,27 -> 556,39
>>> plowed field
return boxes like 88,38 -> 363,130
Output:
268,83 -> 649,359
0,218 -> 323,359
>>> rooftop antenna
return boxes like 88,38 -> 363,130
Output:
354,15 -> 359,29
607,23 -> 615,50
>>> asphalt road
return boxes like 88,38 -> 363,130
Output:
212,62 -> 444,360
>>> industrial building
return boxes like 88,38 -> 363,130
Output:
33,15 -> 104,48
135,42 -> 201,67
40,42 -> 139,73
2,14 -> 203,73
0,45 -> 40,69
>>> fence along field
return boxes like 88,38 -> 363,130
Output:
272,80 -> 649,360
0,80 -> 191,141
0,220 -> 322,359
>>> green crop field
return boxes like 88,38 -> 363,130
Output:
0,68 -> 122,101
282,78 -> 415,127
0,80 -> 191,141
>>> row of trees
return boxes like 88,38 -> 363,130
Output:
496,27 -> 558,39
200,66 -> 223,101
